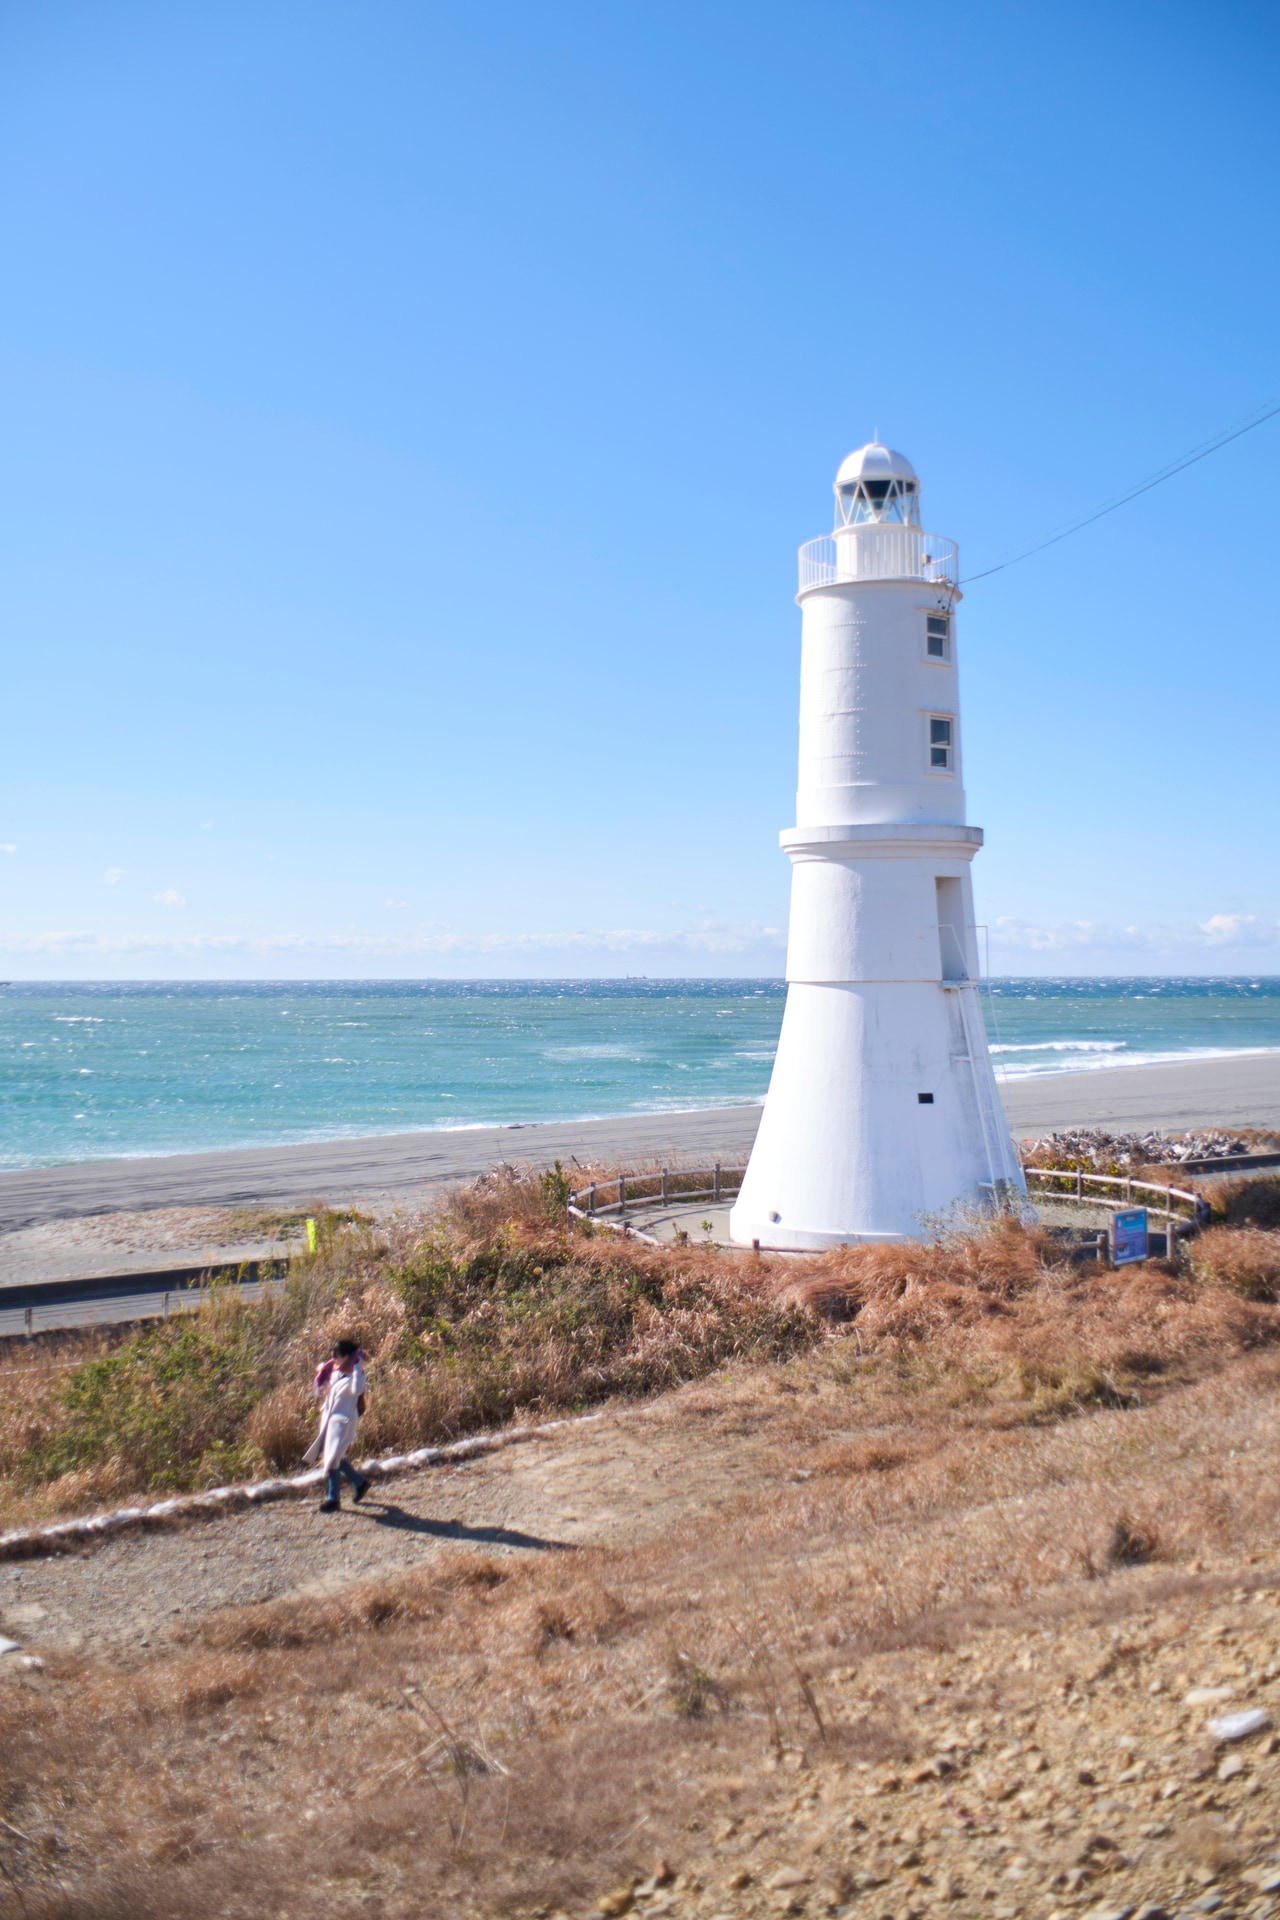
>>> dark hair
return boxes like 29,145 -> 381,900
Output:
333,1338 -> 360,1359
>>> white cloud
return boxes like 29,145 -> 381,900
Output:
0,920 -> 786,958
0,844 -> 15,855
0,911 -> 1272,972
105,868 -> 125,885
384,899 -> 409,909
153,889 -> 188,908
990,914 -> 1280,955
1199,913 -> 1259,945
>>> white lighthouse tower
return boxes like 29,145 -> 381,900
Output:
729,442 -> 1023,1249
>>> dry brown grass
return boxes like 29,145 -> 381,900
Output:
1188,1225 -> 1280,1300
1204,1171 -> 1280,1229
784,1216 -> 1280,1410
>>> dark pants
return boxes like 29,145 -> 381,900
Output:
326,1457 -> 362,1502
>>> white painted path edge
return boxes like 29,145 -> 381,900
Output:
0,1411 -> 604,1565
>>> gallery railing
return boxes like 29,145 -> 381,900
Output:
798,528 -> 960,593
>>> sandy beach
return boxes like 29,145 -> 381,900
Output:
999,1047 -> 1280,1136
0,1047 -> 1275,1238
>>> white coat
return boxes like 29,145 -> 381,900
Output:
303,1361 -> 367,1471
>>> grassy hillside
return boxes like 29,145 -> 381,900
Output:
5,1177 -> 1280,1916
4,1171 -> 1280,1525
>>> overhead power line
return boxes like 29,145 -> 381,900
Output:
961,394 -> 1280,584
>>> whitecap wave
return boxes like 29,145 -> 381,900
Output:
991,1044 -> 1280,1080
542,1045 -> 646,1061
989,1040 -> 1126,1054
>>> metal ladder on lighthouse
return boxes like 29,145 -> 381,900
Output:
945,978 -> 1020,1197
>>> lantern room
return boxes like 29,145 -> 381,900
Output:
834,442 -> 921,529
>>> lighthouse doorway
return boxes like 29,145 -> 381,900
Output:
936,876 -> 968,981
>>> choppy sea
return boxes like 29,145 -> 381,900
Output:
0,977 -> 1276,1169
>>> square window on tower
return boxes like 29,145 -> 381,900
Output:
929,715 -> 953,769
926,613 -> 951,660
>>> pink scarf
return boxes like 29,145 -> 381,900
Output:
313,1349 -> 367,1394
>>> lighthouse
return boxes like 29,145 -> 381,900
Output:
729,442 -> 1024,1249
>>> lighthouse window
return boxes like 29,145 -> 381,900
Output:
926,614 -> 950,660
929,715 -> 953,769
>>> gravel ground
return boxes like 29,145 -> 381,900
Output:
615,1582 -> 1280,1920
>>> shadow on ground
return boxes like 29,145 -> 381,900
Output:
355,1501 -> 575,1552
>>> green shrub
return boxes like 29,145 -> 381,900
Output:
539,1159 -> 572,1220
35,1291 -> 270,1489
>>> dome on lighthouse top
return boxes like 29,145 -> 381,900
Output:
834,440 -> 921,528
835,442 -> 917,487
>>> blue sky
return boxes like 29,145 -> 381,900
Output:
0,0 -> 1276,979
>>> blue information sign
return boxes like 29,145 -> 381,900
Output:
1113,1208 -> 1149,1267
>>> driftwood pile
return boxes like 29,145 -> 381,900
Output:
1022,1128 -> 1270,1170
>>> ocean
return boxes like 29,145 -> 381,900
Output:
0,977 -> 1276,1169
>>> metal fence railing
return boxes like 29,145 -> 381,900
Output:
1022,1167 -> 1206,1250
569,1164 -> 1208,1252
569,1165 -> 745,1225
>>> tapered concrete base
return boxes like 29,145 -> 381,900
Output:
728,979 -> 1023,1248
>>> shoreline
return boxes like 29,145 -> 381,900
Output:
995,1042 -> 1280,1079
4,1045 -> 1279,1177
0,1097 -> 772,1173
0,1048 -> 1275,1234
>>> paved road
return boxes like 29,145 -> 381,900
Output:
0,1254 -> 287,1338
0,1278 -> 273,1338
0,1050 -> 1274,1236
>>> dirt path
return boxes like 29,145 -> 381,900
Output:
0,1387 -> 794,1666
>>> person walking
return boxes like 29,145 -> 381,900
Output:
305,1338 -> 371,1512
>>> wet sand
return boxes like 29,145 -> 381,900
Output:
0,1049 -> 1274,1236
